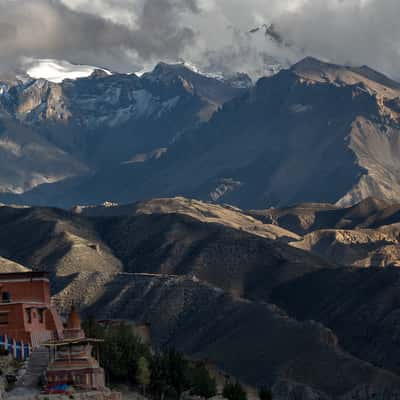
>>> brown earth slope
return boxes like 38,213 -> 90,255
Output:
249,197 -> 393,235
0,198 -> 327,303
0,256 -> 28,272
272,267 -> 400,379
96,213 -> 330,300
77,196 -> 301,242
85,274 -> 400,399
292,225 -> 400,267
1,198 -> 400,398
250,197 -> 400,268
0,205 -> 122,309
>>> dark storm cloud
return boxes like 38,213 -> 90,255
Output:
2,0 -> 400,79
0,0 -> 199,72
180,0 -> 400,79
124,0 -> 199,60
275,0 -> 400,78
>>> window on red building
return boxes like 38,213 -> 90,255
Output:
38,309 -> 44,323
2,292 -> 10,303
0,313 -> 8,325
26,309 -> 32,324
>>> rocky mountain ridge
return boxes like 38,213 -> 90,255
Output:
249,196 -> 400,268
5,57 -> 400,209
0,61 -> 249,193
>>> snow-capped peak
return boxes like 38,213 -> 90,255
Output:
180,60 -> 225,80
180,61 -> 253,88
24,58 -> 112,83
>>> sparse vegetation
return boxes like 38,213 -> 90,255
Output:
150,349 -> 191,400
83,318 -> 150,382
188,362 -> 217,398
83,319 -> 216,400
223,382 -> 247,400
258,387 -> 273,400
136,356 -> 151,395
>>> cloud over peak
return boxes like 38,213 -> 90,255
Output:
1,0 -> 400,80
0,0 -> 198,73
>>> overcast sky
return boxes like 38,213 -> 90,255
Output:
1,0 -> 400,79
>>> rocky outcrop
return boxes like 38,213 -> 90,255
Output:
292,225 -> 400,267
249,197 -> 394,235
250,197 -> 400,268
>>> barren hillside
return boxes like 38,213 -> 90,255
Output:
0,197 -> 399,398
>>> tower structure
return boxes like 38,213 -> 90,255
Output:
45,306 -> 105,391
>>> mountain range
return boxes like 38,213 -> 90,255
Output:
2,56 -> 400,399
0,60 -> 250,196
1,57 -> 400,209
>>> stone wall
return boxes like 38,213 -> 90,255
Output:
38,390 -> 121,400
6,389 -> 121,400
40,390 -> 121,400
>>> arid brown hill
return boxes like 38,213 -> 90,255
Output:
0,198 -> 400,400
0,199 -> 330,304
272,267 -> 400,379
1,197 -> 400,398
86,273 -> 400,399
249,197 -> 396,234
250,197 -> 400,268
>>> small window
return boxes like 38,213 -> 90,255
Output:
26,309 -> 32,324
38,309 -> 44,323
0,313 -> 8,325
2,292 -> 10,303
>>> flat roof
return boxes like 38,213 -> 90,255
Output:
0,301 -> 49,307
0,271 -> 49,281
